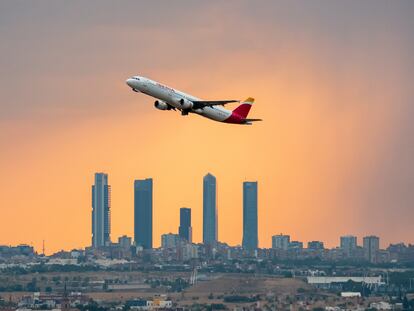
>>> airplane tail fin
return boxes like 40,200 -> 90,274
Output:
232,97 -> 255,118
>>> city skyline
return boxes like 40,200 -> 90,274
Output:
1,2 -> 414,254
2,168 -> 414,254
87,172 -> 409,254
2,168 -> 413,254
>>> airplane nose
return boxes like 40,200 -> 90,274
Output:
126,78 -> 135,87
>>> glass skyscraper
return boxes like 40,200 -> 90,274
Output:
179,207 -> 192,243
203,173 -> 217,245
134,178 -> 153,249
92,172 -> 111,248
242,181 -> 258,251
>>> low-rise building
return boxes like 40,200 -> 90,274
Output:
307,276 -> 384,289
126,296 -> 172,310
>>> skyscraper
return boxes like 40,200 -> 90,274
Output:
203,173 -> 217,245
91,173 -> 111,248
134,178 -> 153,249
363,235 -> 380,263
340,235 -> 358,257
242,181 -> 258,250
179,207 -> 192,243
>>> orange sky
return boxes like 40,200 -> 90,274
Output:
1,1 -> 414,254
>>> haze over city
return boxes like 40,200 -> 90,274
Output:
1,1 -> 414,254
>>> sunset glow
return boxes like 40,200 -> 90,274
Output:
1,1 -> 413,254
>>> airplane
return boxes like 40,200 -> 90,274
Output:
126,76 -> 262,125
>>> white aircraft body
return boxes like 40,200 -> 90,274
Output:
126,76 -> 261,124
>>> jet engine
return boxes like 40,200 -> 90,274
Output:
154,100 -> 169,110
178,98 -> 193,110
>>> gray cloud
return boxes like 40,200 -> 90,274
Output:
1,0 -> 413,119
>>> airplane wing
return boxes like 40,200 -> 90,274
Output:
192,100 -> 239,109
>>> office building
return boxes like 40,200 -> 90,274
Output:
179,208 -> 192,243
308,241 -> 325,250
340,235 -> 358,257
289,241 -> 304,249
182,243 -> 198,260
203,173 -> 217,244
134,178 -> 153,249
91,173 -> 111,248
118,235 -> 132,249
161,233 -> 180,249
272,234 -> 290,250
363,235 -> 380,263
242,181 -> 258,250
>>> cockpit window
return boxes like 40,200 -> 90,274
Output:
133,77 -> 140,80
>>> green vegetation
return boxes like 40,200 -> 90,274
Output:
144,277 -> 189,292
0,284 -> 23,292
26,278 -> 40,292
190,303 -> 227,311
1,264 -> 100,275
389,271 -> 414,288
223,295 -> 259,303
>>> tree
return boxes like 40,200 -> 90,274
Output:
403,296 -> 409,310
26,279 -> 39,292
